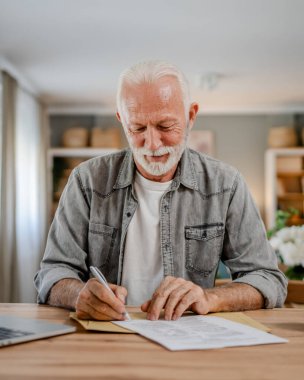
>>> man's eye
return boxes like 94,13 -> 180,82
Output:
135,127 -> 146,133
130,126 -> 146,133
158,125 -> 173,131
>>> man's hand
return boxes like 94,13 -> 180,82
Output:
75,279 -> 128,321
141,276 -> 265,320
141,276 -> 211,321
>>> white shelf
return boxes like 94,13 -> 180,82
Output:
265,147 -> 304,155
265,148 -> 304,229
48,105 -> 116,115
48,147 -> 119,157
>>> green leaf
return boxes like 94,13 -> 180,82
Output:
285,265 -> 304,280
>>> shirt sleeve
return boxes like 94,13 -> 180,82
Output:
222,172 -> 288,308
34,167 -> 90,304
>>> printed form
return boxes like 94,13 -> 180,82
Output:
114,315 -> 287,351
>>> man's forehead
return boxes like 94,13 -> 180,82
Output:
127,112 -> 177,124
122,77 -> 182,102
123,84 -> 173,107
123,86 -> 182,116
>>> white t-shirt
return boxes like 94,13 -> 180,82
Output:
121,171 -> 172,305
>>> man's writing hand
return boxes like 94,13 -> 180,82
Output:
75,279 -> 128,320
141,276 -> 211,320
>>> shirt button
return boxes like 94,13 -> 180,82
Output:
126,212 -> 131,217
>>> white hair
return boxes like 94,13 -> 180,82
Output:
116,60 -> 191,116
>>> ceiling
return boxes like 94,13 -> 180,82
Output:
0,0 -> 304,113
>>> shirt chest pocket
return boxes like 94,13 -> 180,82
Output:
88,222 -> 118,270
185,223 -> 224,276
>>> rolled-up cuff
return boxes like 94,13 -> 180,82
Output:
233,273 -> 286,308
34,267 -> 82,304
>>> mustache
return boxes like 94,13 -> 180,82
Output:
132,146 -> 177,157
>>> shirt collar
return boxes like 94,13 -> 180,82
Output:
178,148 -> 199,190
114,147 -> 198,191
113,148 -> 135,189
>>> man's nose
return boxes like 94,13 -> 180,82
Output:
144,126 -> 162,151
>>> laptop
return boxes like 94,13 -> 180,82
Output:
0,315 -> 76,347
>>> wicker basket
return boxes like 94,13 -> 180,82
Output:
90,127 -> 121,148
62,127 -> 89,148
268,126 -> 297,148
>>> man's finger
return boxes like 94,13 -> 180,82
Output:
78,279 -> 127,319
170,290 -> 198,320
111,284 -> 127,304
163,283 -> 193,320
77,299 -> 124,321
147,277 -> 185,320
172,287 -> 207,320
88,291 -> 127,320
141,299 -> 151,312
89,279 -> 126,314
76,286 -> 126,320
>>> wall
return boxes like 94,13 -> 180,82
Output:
193,113 -> 295,220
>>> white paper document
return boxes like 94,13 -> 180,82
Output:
114,315 -> 288,351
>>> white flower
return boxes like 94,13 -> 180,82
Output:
269,225 -> 304,267
269,236 -> 282,251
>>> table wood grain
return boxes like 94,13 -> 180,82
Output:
0,304 -> 303,380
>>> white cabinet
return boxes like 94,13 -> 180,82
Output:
265,148 -> 304,229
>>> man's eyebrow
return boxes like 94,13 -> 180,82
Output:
158,115 -> 178,123
129,116 -> 177,125
131,122 -> 146,127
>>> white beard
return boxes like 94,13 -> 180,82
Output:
128,130 -> 189,177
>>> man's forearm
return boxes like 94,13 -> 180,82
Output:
205,282 -> 264,313
47,279 -> 85,310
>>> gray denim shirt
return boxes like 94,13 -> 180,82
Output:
34,148 -> 287,307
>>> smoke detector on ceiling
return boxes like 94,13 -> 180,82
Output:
197,72 -> 222,91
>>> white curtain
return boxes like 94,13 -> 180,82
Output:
0,72 -> 17,302
0,71 -> 48,302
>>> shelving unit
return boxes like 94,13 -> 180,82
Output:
265,148 -> 304,229
47,107 -> 126,223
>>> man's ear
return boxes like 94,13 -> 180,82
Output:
188,102 -> 199,130
116,111 -> 122,123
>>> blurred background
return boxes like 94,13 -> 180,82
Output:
1,0 -> 304,302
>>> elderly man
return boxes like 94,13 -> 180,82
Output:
34,60 -> 287,321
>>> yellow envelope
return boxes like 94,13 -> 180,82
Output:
70,311 -> 270,333
208,312 -> 271,332
70,312 -> 147,333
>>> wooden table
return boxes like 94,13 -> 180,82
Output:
0,304 -> 303,379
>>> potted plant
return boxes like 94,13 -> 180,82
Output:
268,208 -> 304,280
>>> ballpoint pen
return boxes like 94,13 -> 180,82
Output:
89,266 -> 131,321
